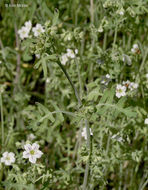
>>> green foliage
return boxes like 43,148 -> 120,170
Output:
0,0 -> 148,189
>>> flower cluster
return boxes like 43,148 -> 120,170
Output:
122,81 -> 138,91
0,143 -> 43,166
61,49 -> 78,65
116,81 -> 138,98
18,21 -> 45,40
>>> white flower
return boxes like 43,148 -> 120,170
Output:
32,24 -> 45,37
81,127 -> 93,140
75,49 -> 78,54
146,74 -> 148,79
129,82 -> 138,91
66,49 -> 75,58
1,152 -> 15,166
106,74 -> 110,79
27,133 -> 36,141
61,54 -> 68,65
144,118 -> 148,124
0,61 -> 2,64
116,84 -> 126,98
35,54 -> 40,59
18,26 -> 29,40
23,143 -> 43,164
131,44 -> 139,53
24,20 -> 32,31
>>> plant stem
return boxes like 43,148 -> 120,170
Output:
112,25 -> 118,52
103,32 -> 107,50
75,59 -> 83,99
0,93 -> 4,148
56,60 -> 91,189
57,61 -> 82,106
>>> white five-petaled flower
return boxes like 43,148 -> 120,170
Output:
116,84 -> 126,98
32,24 -> 45,37
61,54 -> 68,65
23,143 -> 43,164
18,20 -> 32,40
81,127 -> 93,140
18,26 -> 30,40
1,152 -> 15,166
131,44 -> 139,54
144,118 -> 148,124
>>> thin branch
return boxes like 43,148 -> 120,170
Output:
11,0 -> 21,93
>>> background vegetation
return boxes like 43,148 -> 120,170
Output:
0,0 -> 148,189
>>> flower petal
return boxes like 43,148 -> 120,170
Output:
32,143 -> 39,151
29,156 -> 36,164
35,150 -> 43,158
2,152 -> 8,157
23,151 -> 30,158
24,144 -> 32,152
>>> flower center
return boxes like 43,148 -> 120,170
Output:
30,150 -> 35,155
6,156 -> 10,160
117,89 -> 123,93
37,29 -> 41,33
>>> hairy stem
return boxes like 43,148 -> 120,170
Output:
57,61 -> 82,106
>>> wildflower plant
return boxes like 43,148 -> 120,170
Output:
0,0 -> 148,189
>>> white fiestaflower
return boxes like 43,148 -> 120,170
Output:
32,24 -> 45,37
23,143 -> 43,164
81,127 -> 93,140
18,26 -> 30,40
1,152 -> 15,166
116,84 -> 126,98
18,20 -> 32,40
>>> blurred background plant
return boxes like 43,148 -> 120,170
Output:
0,0 -> 148,189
